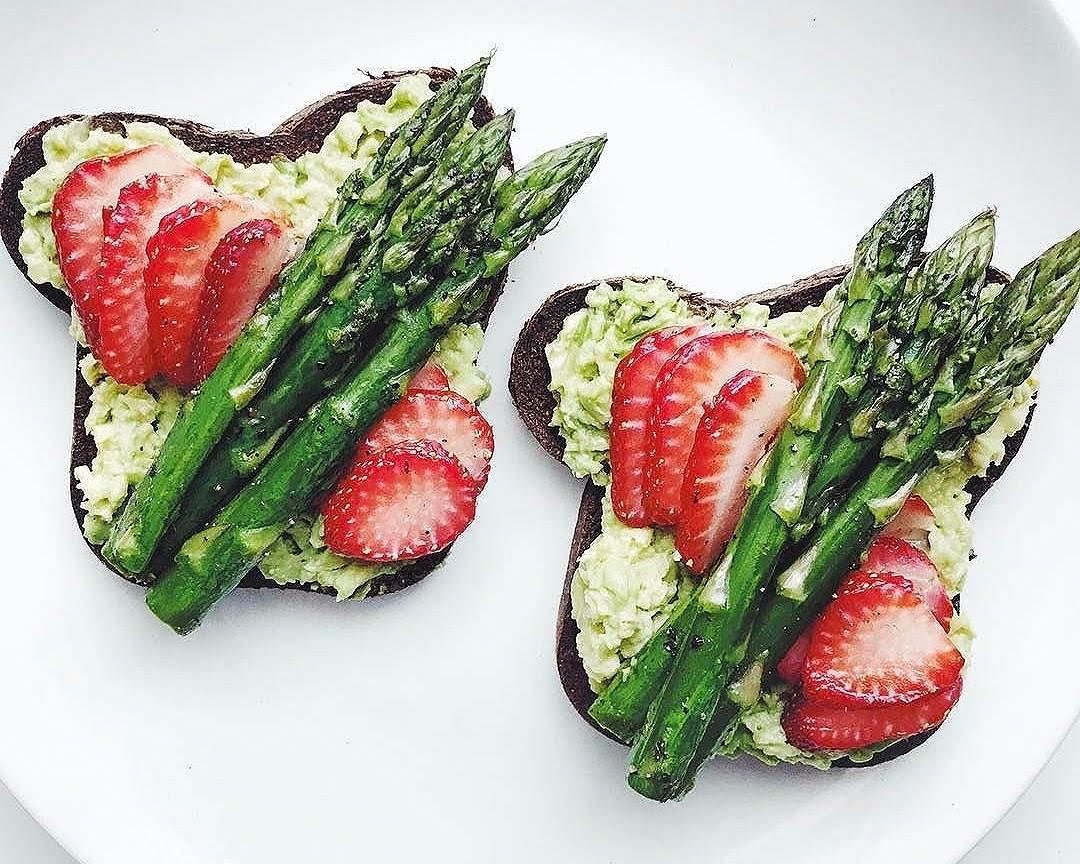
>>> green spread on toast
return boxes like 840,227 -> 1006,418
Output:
18,75 -> 490,598
549,278 -> 1035,768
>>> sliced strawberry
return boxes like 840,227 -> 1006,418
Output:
145,196 -> 273,389
357,390 -> 494,487
407,360 -> 451,394
879,494 -> 936,550
610,325 -> 713,527
777,630 -> 812,685
776,575 -> 901,688
51,145 -> 206,349
803,573 -> 964,707
645,330 -> 805,525
94,172 -> 214,384
321,440 -> 479,562
675,370 -> 797,573
190,219 -> 292,384
854,536 -> 953,626
782,677 -> 963,752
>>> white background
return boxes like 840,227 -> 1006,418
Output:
0,720 -> 1074,862
1,0 -> 1079,862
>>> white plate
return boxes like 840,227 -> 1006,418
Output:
2,2 -> 1079,863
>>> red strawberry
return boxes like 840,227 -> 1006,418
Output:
675,370 -> 797,573
803,573 -> 964,708
610,325 -> 713,527
781,676 -> 963,752
853,536 -> 953,626
879,494 -> 936,550
407,360 -> 451,393
777,630 -> 811,685
321,440 -> 479,562
645,330 -> 805,525
145,196 -> 273,389
190,219 -> 293,384
94,172 -> 214,384
51,145 -> 205,349
357,390 -> 494,487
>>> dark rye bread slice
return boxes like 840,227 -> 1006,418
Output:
0,67 -> 508,599
509,267 -> 1033,769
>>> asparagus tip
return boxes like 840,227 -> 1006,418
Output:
466,53 -> 494,73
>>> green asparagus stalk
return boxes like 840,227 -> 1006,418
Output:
667,229 -> 1080,799
682,231 -> 1080,764
153,112 -> 515,560
146,269 -> 487,633
795,210 -> 997,530
588,588 -> 699,743
626,209 -> 995,801
157,133 -> 604,564
102,59 -> 490,576
589,178 -> 934,745
144,135 -> 607,633
591,209 -> 992,746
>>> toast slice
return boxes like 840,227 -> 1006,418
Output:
0,68 -> 507,599
509,267 -> 1031,767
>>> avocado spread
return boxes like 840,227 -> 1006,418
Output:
20,75 -> 491,599
548,278 -> 1036,768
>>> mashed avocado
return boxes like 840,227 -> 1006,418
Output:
258,514 -> 395,600
431,322 -> 491,403
73,355 -> 184,544
26,76 -> 494,600
570,492 -> 683,688
915,375 -> 1038,594
558,278 -> 1035,769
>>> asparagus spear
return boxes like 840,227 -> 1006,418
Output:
157,134 -> 604,563
666,231 -> 1080,793
102,59 -> 490,575
803,210 -> 993,520
665,219 -> 1010,799
589,178 -> 934,744
144,135 -> 607,633
154,112 -> 515,559
626,209 -> 995,800
590,210 -> 993,745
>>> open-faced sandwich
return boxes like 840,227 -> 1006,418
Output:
1,57 -> 604,634
509,177 -> 1080,799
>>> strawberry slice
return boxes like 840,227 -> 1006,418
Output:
645,330 -> 805,525
145,196 -> 273,389
357,390 -> 494,487
407,360 -> 451,393
803,572 -> 964,707
610,325 -> 713,527
321,440 -> 479,562
782,677 -> 963,752
853,536 -> 953,626
777,630 -> 811,685
51,144 -> 205,349
95,172 -> 214,384
879,494 -> 936,550
778,537 -> 953,686
675,370 -> 797,573
190,219 -> 293,384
